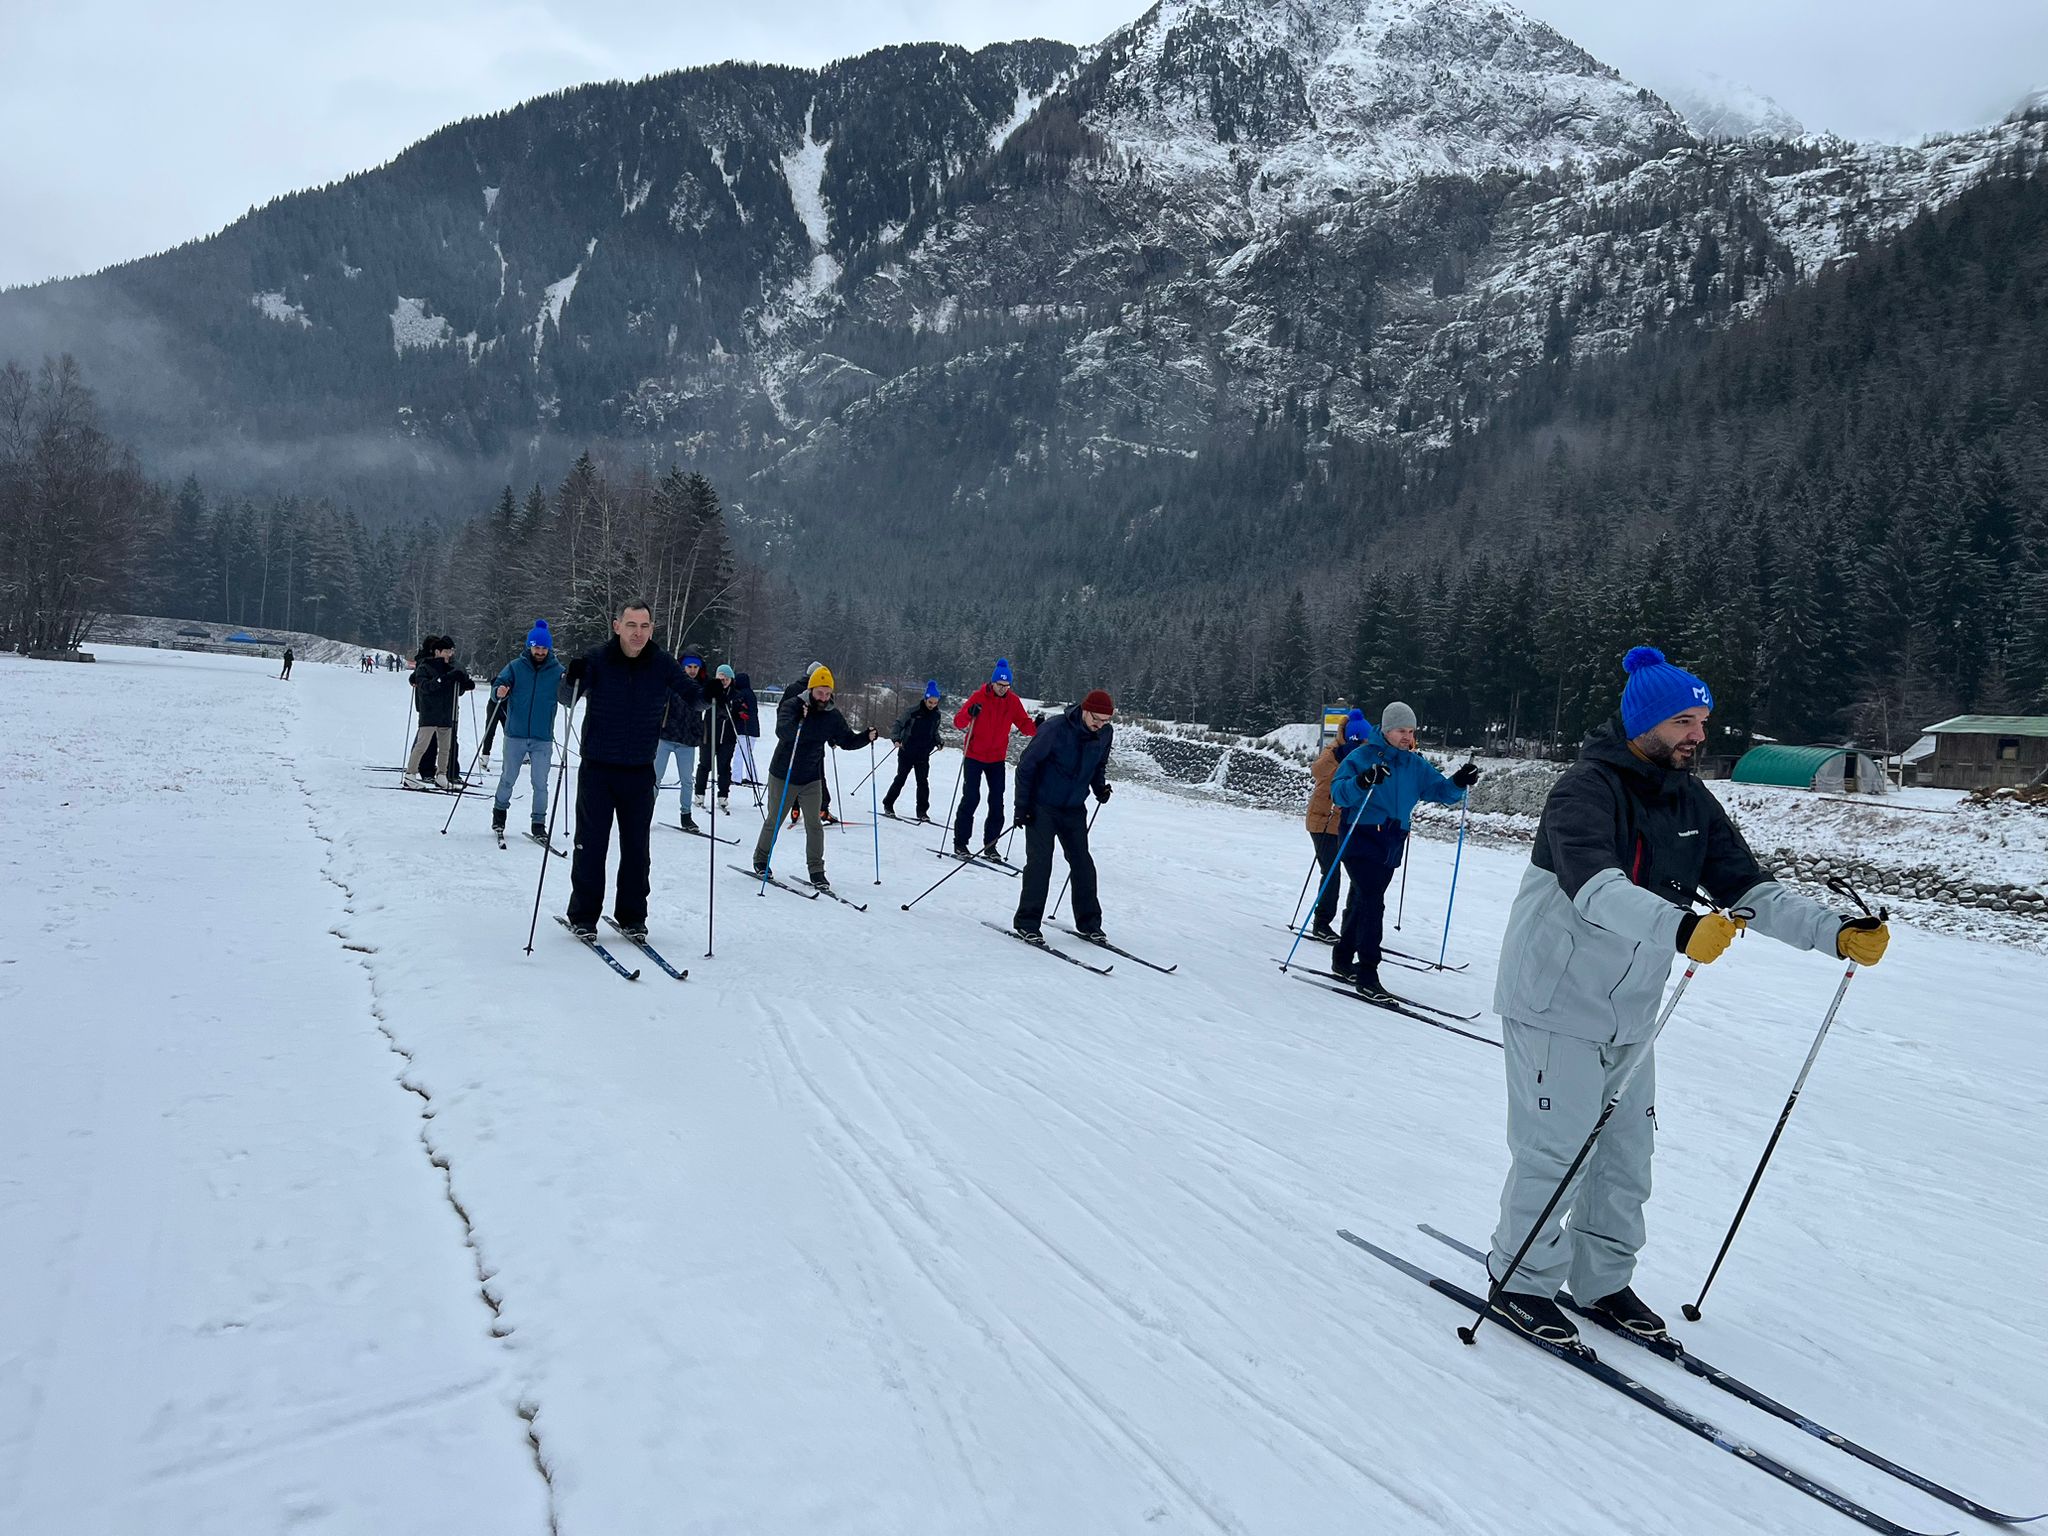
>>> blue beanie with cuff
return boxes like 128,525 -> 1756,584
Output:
1620,646 -> 1713,737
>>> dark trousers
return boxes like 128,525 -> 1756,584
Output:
955,759 -> 1006,848
568,762 -> 658,927
1334,824 -> 1407,976
884,749 -> 932,818
1310,830 -> 1346,930
1014,804 -> 1098,933
696,733 -> 736,798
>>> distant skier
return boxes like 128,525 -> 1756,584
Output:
1305,708 -> 1370,941
729,670 -> 762,789
883,681 -> 945,821
1011,690 -> 1116,942
952,657 -> 1037,858
655,650 -> 709,833
489,620 -> 564,841
404,636 -> 475,789
1484,647 -> 1890,1348
1327,702 -> 1478,997
278,647 -> 294,680
696,667 -> 745,823
753,665 -> 876,892
559,602 -> 694,941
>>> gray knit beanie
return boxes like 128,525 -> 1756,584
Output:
1381,700 -> 1418,734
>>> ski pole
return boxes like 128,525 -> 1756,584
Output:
935,717 -> 974,853
1278,781 -> 1380,972
706,706 -> 718,957
1394,839 -> 1410,930
1288,844 -> 1322,929
1435,798 -> 1470,969
1460,895 -> 1755,1346
438,700 -> 500,834
524,697 -> 580,954
900,822 -> 1014,911
1681,878 -> 1884,1322
870,739 -> 881,886
849,742 -> 896,798
832,748 -> 846,838
1047,800 -> 1105,923
758,720 -> 798,892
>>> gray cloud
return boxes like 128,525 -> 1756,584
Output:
3,0 -> 2041,290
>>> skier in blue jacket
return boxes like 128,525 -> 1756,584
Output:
489,621 -> 564,839
1327,701 -> 1480,998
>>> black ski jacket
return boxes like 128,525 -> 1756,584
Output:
408,656 -> 475,727
769,689 -> 867,786
562,639 -> 689,767
730,674 -> 761,738
659,671 -> 708,747
891,699 -> 944,757
1014,705 -> 1113,817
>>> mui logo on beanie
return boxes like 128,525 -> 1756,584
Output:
992,658 -> 1014,684
1620,646 -> 1713,737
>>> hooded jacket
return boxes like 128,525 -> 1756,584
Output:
1329,723 -> 1464,830
1493,717 -> 1845,1045
1013,704 -> 1113,817
769,688 -> 867,786
561,639 -> 689,767
952,683 -> 1036,765
409,655 -> 475,727
492,650 -> 564,741
1306,735 -> 1361,836
891,698 -> 945,757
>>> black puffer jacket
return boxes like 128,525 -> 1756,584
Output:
659,671 -> 707,747
891,699 -> 944,756
769,688 -> 868,785
561,639 -> 689,767
1014,704 -> 1113,816
409,656 -> 475,727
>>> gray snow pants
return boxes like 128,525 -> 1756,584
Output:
1487,1018 -> 1657,1304
754,777 -> 825,879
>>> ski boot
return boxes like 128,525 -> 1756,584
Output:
810,874 -> 833,895
1584,1287 -> 1671,1341
1075,926 -> 1106,943
1013,926 -> 1046,946
681,815 -> 701,834
492,806 -> 507,833
1309,922 -> 1339,943
1488,1290 -> 1580,1347
614,919 -> 649,944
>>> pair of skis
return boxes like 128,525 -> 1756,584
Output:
728,864 -> 869,912
1341,1226 -> 2039,1533
500,827 -> 567,857
1273,923 -> 1469,974
552,916 -> 689,981
1281,963 -> 1502,1049
935,848 -> 1020,879
980,922 -> 1178,977
664,822 -> 740,846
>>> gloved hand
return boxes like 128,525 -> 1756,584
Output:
1033,711 -> 1046,726
1359,761 -> 1392,786
1095,784 -> 1113,803
1676,910 -> 1747,963
1837,915 -> 1890,965
866,726 -> 878,742
1013,808 -> 1035,829
1452,762 -> 1481,789
968,703 -> 982,718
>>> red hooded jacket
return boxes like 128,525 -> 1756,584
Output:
953,683 -> 1037,764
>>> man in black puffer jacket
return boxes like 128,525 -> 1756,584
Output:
558,602 -> 692,940
882,680 -> 946,821
1011,691 -> 1116,943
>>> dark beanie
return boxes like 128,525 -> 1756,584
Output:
1081,689 -> 1115,716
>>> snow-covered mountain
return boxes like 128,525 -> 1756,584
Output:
0,0 -> 2037,533
1658,69 -> 1804,142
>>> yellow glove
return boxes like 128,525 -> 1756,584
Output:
1837,917 -> 1890,966
1678,910 -> 1746,963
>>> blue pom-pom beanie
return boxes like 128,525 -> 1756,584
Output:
925,680 -> 941,700
1344,707 -> 1368,741
1620,646 -> 1713,737
992,658 -> 1013,684
526,619 -> 552,649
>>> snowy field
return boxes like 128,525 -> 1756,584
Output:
3,645 -> 2043,1536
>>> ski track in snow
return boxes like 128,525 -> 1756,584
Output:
5,644 -> 2045,1534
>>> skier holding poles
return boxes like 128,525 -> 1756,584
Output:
1010,690 -> 1116,944
1301,707 -> 1370,939
1481,646 -> 1889,1349
952,658 -> 1037,859
488,621 -> 564,844
697,664 -> 742,814
751,666 -> 876,894
882,681 -> 945,822
1326,702 -> 1477,1000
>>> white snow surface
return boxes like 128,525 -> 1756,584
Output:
389,294 -> 455,354
249,290 -> 310,328
1658,69 -> 1804,141
783,105 -> 833,248
6,644 -> 2045,1534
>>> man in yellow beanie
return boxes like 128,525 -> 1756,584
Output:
753,665 -> 875,892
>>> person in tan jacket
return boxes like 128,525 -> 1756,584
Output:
1304,708 -> 1370,940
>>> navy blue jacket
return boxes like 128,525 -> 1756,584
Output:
659,670 -> 708,747
891,699 -> 944,756
492,651 -> 564,741
1014,705 -> 1113,816
562,639 -> 689,768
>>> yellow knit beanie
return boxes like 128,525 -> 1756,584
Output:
808,665 -> 835,690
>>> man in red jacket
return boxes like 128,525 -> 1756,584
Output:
951,656 -> 1037,858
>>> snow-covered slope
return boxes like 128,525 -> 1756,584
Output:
7,644 -> 2044,1533
1659,69 -> 1804,141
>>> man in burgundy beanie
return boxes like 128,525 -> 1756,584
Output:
1011,690 -> 1117,943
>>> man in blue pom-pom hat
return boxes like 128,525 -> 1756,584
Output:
1482,645 -> 1890,1349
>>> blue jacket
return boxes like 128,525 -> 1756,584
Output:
1329,723 -> 1465,830
492,651 -> 564,742
1014,705 -> 1113,816
561,639 -> 689,768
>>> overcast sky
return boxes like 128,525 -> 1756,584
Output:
3,0 -> 2042,290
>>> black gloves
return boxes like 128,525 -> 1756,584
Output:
968,703 -> 982,718
1095,784 -> 1113,803
1033,711 -> 1046,726
1013,808 -> 1035,829
1452,762 -> 1481,789
1359,762 -> 1392,786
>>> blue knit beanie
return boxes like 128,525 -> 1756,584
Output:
716,663 -> 734,681
1620,646 -> 1713,737
682,650 -> 703,666
925,680 -> 941,700
1344,707 -> 1368,742
526,620 -> 552,649
992,658 -> 1013,684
